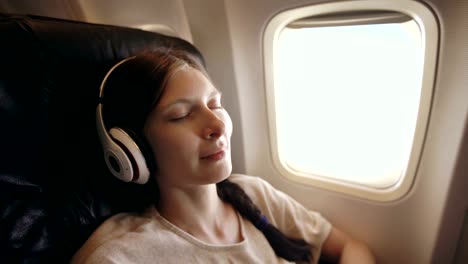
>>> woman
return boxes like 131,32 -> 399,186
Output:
72,48 -> 375,263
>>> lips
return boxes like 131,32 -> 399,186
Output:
201,150 -> 226,161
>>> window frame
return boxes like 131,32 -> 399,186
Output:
263,0 -> 439,202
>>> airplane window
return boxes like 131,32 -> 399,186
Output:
276,20 -> 421,189
264,2 -> 439,201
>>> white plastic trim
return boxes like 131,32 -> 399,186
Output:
263,0 -> 439,202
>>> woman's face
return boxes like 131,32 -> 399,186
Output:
143,66 -> 233,188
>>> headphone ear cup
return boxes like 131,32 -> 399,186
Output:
109,127 -> 150,184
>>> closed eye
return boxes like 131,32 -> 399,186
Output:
209,105 -> 223,110
208,95 -> 223,110
169,112 -> 191,121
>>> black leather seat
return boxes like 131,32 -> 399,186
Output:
0,13 -> 203,263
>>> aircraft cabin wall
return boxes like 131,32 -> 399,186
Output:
218,1 -> 467,264
0,0 -> 467,263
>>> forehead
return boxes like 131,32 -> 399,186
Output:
157,67 -> 218,105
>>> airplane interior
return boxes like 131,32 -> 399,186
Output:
0,0 -> 467,263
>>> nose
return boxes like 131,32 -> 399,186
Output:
202,109 -> 226,140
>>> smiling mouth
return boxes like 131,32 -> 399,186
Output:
201,150 -> 225,161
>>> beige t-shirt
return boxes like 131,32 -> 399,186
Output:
71,174 -> 332,264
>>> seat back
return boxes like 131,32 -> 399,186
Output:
0,12 -> 203,263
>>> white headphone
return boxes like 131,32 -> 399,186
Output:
96,56 -> 150,184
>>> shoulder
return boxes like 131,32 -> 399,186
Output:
228,173 -> 332,249
91,211 -> 153,239
229,173 -> 273,190
228,173 -> 289,202
227,173 -> 294,217
71,211 -> 154,264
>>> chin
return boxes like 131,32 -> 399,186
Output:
207,163 -> 232,184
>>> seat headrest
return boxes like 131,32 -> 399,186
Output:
0,12 -> 204,263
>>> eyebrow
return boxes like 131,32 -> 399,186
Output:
160,90 -> 222,112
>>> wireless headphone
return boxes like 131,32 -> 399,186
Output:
96,56 -> 150,184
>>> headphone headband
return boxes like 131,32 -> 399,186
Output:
99,56 -> 136,100
96,56 -> 150,184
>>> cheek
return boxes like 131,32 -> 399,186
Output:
151,131 -> 181,155
151,130 -> 191,157
220,110 -> 233,137
217,110 -> 232,138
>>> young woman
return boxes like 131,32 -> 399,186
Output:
72,48 -> 375,264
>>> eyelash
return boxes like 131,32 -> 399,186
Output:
170,113 -> 190,121
169,103 -> 223,122
209,99 -> 223,108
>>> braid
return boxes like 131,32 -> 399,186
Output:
217,179 -> 312,262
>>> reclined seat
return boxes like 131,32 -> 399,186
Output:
0,12 -> 203,263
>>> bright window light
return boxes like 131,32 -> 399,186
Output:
274,21 -> 423,188
264,1 -> 439,201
